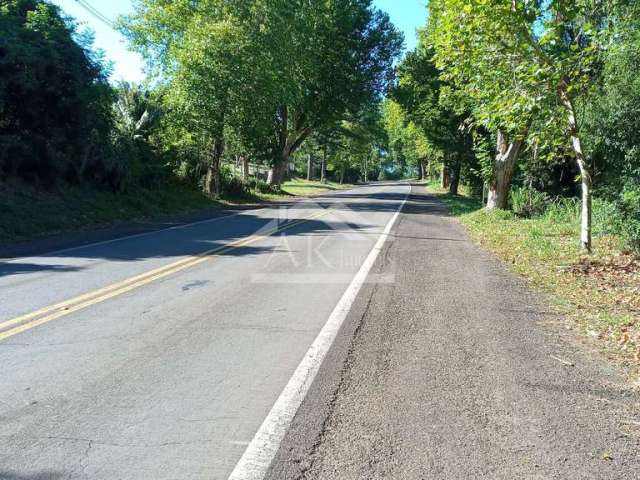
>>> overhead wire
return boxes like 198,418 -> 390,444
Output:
74,0 -> 115,28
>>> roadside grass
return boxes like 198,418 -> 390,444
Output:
427,181 -> 640,374
0,181 -> 223,245
0,178 -> 355,246
280,178 -> 353,196
249,178 -> 354,202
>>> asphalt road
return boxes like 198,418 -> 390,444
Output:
2,182 -> 639,480
267,187 -> 640,480
0,182 -> 410,479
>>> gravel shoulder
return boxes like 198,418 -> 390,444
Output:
266,185 -> 640,480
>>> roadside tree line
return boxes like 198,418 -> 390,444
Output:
1,0 -> 403,199
120,0 -> 402,195
390,0 -> 640,253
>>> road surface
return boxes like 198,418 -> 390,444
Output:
0,183 -> 408,479
1,182 -> 638,479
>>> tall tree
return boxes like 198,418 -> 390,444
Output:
428,0 -> 622,251
264,0 -> 402,186
393,44 -> 474,194
0,0 -> 112,185
122,0 -> 280,197
427,1 -> 540,208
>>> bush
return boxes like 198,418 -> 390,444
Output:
592,198 -> 620,237
0,1 -> 114,186
616,181 -> 640,252
510,186 -> 549,218
248,178 -> 280,194
222,175 -> 250,198
544,197 -> 580,224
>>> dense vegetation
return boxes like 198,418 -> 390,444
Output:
389,0 -> 640,255
0,0 -> 402,229
1,0 -> 638,258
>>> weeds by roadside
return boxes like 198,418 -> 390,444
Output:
427,182 -> 640,377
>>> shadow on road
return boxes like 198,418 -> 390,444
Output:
0,216 -> 372,278
0,472 -> 67,480
0,185 -> 447,278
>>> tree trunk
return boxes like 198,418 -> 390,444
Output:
267,155 -> 288,187
441,164 -> 450,189
241,156 -> 249,181
449,160 -> 461,195
560,84 -> 592,252
340,166 -> 345,184
269,105 -> 312,187
486,129 -> 525,210
204,138 -> 224,198
306,154 -> 312,181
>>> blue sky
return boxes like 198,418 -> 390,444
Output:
50,0 -> 427,83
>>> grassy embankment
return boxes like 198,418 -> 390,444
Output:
0,178 -> 353,246
427,181 -> 640,375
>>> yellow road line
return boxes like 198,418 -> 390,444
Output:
0,210 -> 330,342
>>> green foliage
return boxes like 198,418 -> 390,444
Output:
510,187 -> 550,218
544,198 -> 581,225
109,82 -> 168,190
221,172 -> 251,199
0,0 -> 113,186
0,180 -> 220,245
121,0 -> 402,189
613,182 -> 640,252
248,179 -> 279,195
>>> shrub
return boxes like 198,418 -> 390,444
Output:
219,166 -> 250,198
510,186 -> 549,218
544,197 -> 580,224
592,198 -> 620,237
248,178 -> 280,194
616,181 -> 640,252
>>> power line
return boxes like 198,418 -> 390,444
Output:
74,0 -> 115,28
76,0 -> 113,26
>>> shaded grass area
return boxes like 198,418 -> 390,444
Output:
0,178 -> 354,246
0,182 -> 223,245
428,182 -> 640,375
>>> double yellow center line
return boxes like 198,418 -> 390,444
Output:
0,209 -> 330,342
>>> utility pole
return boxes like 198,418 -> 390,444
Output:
321,147 -> 327,183
364,156 -> 368,183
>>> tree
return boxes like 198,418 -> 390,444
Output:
427,1 -> 541,208
263,0 -> 402,186
122,0 -> 279,197
428,0 -> 623,252
381,100 -> 434,180
0,0 -> 113,185
581,2 -> 640,251
393,43 -> 475,194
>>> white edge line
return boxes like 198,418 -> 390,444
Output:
2,183 -> 377,263
227,184 -> 410,480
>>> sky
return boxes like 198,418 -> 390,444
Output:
50,0 -> 427,83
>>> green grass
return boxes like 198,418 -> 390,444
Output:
281,178 -> 353,196
249,178 -> 354,202
0,177 -> 355,246
427,182 -> 640,374
0,182 -> 222,246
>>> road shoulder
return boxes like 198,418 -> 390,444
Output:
266,185 -> 640,479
